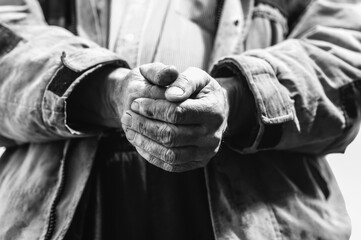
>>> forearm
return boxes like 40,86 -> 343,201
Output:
217,77 -> 258,144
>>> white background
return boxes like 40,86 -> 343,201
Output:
328,133 -> 361,240
0,135 -> 360,239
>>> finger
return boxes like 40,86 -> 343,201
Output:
139,62 -> 179,86
120,68 -> 167,109
124,128 -> 201,167
165,67 -> 211,102
121,111 -> 207,147
131,98 -> 224,126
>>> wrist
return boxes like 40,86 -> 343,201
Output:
104,67 -> 131,126
217,77 -> 257,138
67,66 -> 130,129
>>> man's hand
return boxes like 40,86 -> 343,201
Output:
121,67 -> 229,172
99,63 -> 179,128
67,63 -> 178,129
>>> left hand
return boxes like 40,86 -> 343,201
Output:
121,67 -> 229,172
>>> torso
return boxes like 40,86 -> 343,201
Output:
109,0 -> 218,71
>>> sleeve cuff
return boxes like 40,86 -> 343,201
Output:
42,47 -> 128,136
211,55 -> 294,153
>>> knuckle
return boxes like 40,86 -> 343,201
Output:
151,99 -> 164,118
136,119 -> 148,135
164,149 -> 178,164
143,100 -> 156,118
167,106 -> 184,123
136,136 -> 149,151
159,125 -> 176,147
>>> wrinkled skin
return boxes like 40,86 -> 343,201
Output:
103,63 -> 179,128
120,65 -> 230,172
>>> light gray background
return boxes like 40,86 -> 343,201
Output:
328,131 -> 361,240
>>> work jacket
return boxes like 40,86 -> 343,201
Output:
0,0 -> 361,239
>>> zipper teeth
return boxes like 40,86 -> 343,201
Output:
215,0 -> 225,30
44,142 -> 70,240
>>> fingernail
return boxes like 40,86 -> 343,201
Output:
131,101 -> 139,112
126,129 -> 135,141
121,112 -> 132,127
167,86 -> 184,96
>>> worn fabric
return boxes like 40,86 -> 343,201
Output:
112,0 -> 217,70
63,1 -> 219,239
63,133 -> 215,240
0,0 -> 361,239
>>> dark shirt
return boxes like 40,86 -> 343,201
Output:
65,132 -> 215,240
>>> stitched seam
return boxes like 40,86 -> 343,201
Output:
253,74 -> 271,119
253,4 -> 288,33
214,58 -> 292,123
267,204 -> 284,240
241,64 -> 269,120
251,54 -> 294,121
256,0 -> 287,17
246,62 -> 292,123
253,10 -> 283,22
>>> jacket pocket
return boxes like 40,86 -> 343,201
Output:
258,152 -> 351,240
244,3 -> 288,50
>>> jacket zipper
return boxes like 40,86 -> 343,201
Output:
215,0 -> 225,31
44,141 -> 70,240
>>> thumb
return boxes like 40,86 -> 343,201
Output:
165,67 -> 211,102
139,62 -> 179,86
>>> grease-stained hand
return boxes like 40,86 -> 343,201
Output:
104,63 -> 178,128
121,67 -> 229,172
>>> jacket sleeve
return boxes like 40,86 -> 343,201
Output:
0,0 -> 128,147
212,0 -> 361,155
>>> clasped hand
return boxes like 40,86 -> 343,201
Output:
110,63 -> 229,172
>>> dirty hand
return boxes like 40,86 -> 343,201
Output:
102,63 -> 179,128
121,67 -> 229,172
